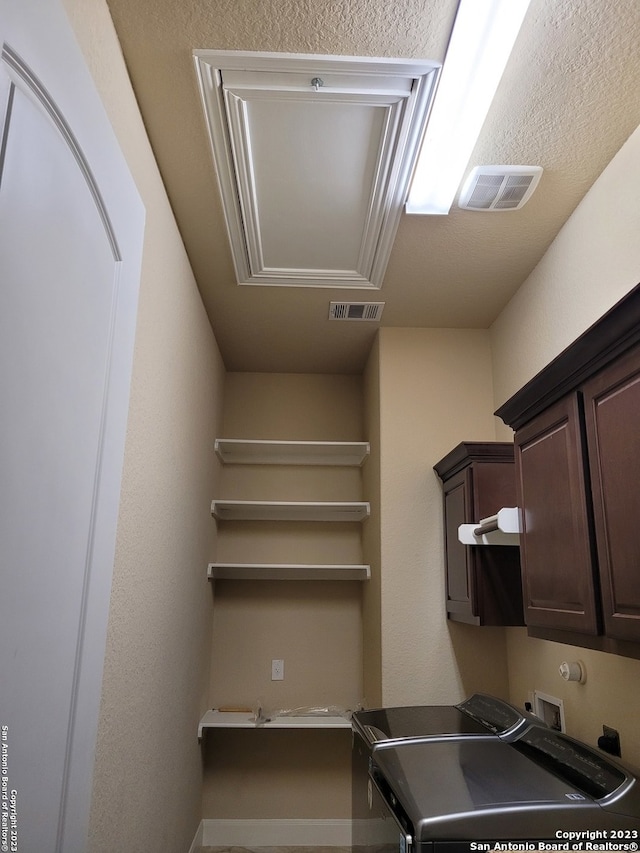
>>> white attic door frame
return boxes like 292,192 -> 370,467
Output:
194,50 -> 440,288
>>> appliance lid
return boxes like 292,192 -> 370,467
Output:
352,694 -> 534,747
371,735 -> 639,840
352,704 -> 491,746
457,693 -> 539,740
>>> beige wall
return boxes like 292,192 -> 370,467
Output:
372,328 -> 510,707
491,123 -> 640,408
491,123 -> 640,765
204,372 -> 365,819
62,1 -> 226,850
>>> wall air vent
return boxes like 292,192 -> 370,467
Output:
329,302 -> 385,321
458,166 -> 543,211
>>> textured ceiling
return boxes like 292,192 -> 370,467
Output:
106,0 -> 640,374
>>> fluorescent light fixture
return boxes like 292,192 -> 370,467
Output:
406,0 -> 532,215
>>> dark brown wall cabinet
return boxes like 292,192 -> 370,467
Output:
583,346 -> 640,642
434,443 -> 524,627
497,283 -> 640,656
515,395 -> 599,635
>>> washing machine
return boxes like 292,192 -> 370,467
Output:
366,723 -> 640,852
352,694 -> 540,851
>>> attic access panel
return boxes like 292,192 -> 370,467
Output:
194,51 -> 440,288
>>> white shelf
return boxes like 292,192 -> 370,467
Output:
208,563 -> 371,581
211,500 -> 370,522
198,709 -> 352,741
214,438 -> 370,466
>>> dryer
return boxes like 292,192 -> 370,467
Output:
365,724 -> 640,853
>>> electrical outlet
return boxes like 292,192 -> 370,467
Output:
271,659 -> 284,681
598,725 -> 621,757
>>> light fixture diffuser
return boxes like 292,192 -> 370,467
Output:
406,0 -> 532,215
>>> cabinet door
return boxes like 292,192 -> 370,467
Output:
471,463 -> 524,626
515,396 -> 600,634
583,345 -> 640,642
442,463 -> 523,626
443,468 -> 478,623
0,4 -> 144,847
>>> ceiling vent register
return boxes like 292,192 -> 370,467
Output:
458,165 -> 543,211
329,302 -> 385,321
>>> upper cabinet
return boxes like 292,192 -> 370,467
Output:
514,395 -> 598,635
434,442 -> 524,627
582,345 -> 640,642
497,284 -> 640,656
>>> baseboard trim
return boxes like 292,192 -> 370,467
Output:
188,820 -> 205,853
201,818 -> 352,847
